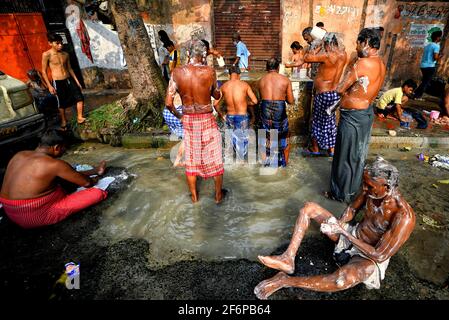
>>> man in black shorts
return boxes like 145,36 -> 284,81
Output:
42,33 -> 86,129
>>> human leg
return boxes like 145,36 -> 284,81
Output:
258,202 -> 337,274
415,67 -> 435,98
213,174 -> 224,203
254,257 -> 376,299
186,175 -> 198,203
59,108 -> 67,129
76,100 -> 86,124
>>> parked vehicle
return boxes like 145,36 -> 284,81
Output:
0,71 -> 46,148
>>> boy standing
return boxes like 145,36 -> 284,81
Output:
42,33 -> 86,130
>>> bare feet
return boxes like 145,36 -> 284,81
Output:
258,253 -> 295,274
215,189 -> 228,204
254,272 -> 289,300
191,193 -> 199,203
97,160 -> 107,175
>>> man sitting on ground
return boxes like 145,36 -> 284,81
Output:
254,157 -> 415,299
376,79 -> 416,121
0,129 -> 108,229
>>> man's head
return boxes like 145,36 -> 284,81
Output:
302,27 -> 313,45
47,33 -> 63,51
356,28 -> 381,57
266,57 -> 280,72
27,69 -> 40,82
402,79 -> 417,97
228,65 -> 241,78
316,22 -> 325,29
431,30 -> 443,43
39,129 -> 66,157
323,33 -> 339,51
188,40 -> 207,64
232,33 -> 241,45
364,156 -> 399,199
290,41 -> 303,54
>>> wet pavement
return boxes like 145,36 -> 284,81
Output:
1,143 -> 448,300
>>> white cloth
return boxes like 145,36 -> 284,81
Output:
76,177 -> 115,192
334,223 -> 390,290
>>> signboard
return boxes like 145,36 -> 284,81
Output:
408,23 -> 444,47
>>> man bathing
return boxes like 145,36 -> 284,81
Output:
0,130 -> 107,229
216,65 -> 258,162
255,157 -> 415,299
165,40 -> 225,203
303,33 -> 347,157
328,28 -> 386,203
258,58 -> 294,167
42,33 -> 86,130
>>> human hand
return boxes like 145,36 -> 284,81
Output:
49,85 -> 56,95
320,217 -> 342,235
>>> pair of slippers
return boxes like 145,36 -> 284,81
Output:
302,149 -> 334,157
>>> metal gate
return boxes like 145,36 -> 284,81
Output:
213,0 -> 281,70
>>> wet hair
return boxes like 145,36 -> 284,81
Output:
47,33 -> 63,43
290,41 -> 302,50
200,39 -> 210,51
402,79 -> 417,90
431,30 -> 443,42
316,22 -> 324,28
228,65 -> 241,75
188,40 -> 207,59
323,33 -> 339,47
365,156 -> 399,188
302,27 -> 312,37
39,129 -> 66,147
266,57 -> 280,71
357,28 -> 381,49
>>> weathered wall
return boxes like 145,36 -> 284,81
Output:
141,0 -> 212,64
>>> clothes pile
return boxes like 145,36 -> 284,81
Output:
430,154 -> 449,171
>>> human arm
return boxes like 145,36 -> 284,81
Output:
444,88 -> 449,116
78,160 -> 107,177
213,89 -> 226,121
55,160 -> 98,188
339,190 -> 367,224
285,80 -> 294,105
303,48 -> 328,64
67,55 -> 82,89
165,76 -> 182,120
41,52 -> 56,94
335,62 -> 358,96
247,85 -> 258,126
211,72 -> 222,101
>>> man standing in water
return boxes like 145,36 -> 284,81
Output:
327,28 -> 386,203
165,40 -> 225,203
216,66 -> 258,162
255,157 -> 415,299
42,33 -> 86,130
303,33 -> 347,157
258,58 -> 294,167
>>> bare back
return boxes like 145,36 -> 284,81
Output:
309,49 -> 347,93
171,64 -> 217,112
340,56 -> 386,110
0,151 -> 89,200
259,72 -> 294,104
221,79 -> 256,115
42,49 -> 70,80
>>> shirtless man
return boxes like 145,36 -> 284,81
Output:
0,129 -> 107,229
303,34 -> 347,157
165,40 -> 224,203
327,28 -> 386,203
284,41 -> 305,76
216,66 -> 258,162
255,157 -> 415,299
259,58 -> 294,167
42,33 -> 86,130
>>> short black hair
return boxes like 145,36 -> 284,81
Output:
47,33 -> 63,43
200,39 -> 210,51
302,27 -> 312,37
316,22 -> 324,28
228,65 -> 241,75
266,57 -> 280,71
39,129 -> 66,147
431,30 -> 443,42
290,41 -> 303,50
357,28 -> 381,49
402,79 -> 417,90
